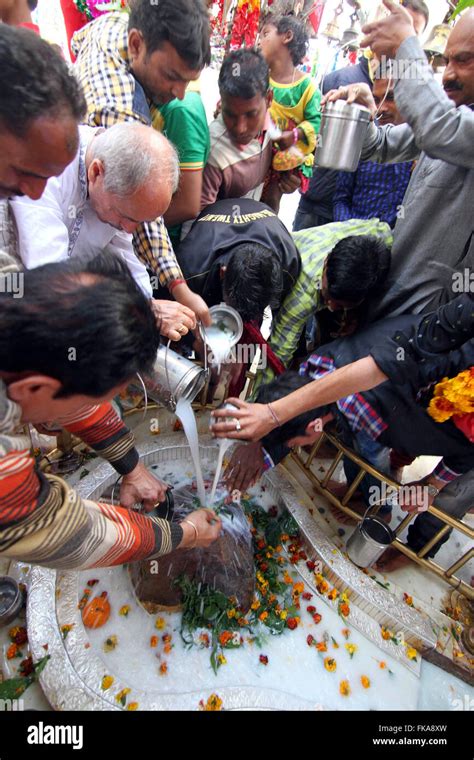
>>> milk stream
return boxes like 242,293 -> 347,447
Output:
175,398 -> 207,506
202,325 -> 232,374
208,437 -> 234,506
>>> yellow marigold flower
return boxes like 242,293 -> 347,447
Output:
328,589 -> 339,601
283,572 -> 293,585
251,599 -> 260,610
340,592 -> 349,603
406,647 -> 418,661
324,657 -> 337,672
317,581 -> 329,595
217,654 -> 227,666
315,573 -> 324,584
115,688 -> 131,703
293,582 -> 304,594
103,635 -> 118,653
339,680 -> 351,697
227,609 -> 237,619
101,675 -> 114,690
403,594 -> 414,607
127,702 -> 139,711
345,643 -> 357,658
155,617 -> 165,630
361,676 -> 371,689
119,605 -> 130,617
259,611 -> 269,622
279,610 -> 288,620
200,694 -> 223,711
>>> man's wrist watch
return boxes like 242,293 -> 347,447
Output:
426,483 -> 440,499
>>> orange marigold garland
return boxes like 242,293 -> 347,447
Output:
428,368 -> 474,441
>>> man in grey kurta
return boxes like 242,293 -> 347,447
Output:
323,2 -> 474,320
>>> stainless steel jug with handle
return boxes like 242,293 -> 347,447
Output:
315,101 -> 371,172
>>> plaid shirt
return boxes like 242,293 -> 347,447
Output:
72,13 -> 182,287
254,219 -> 393,391
300,354 -> 388,440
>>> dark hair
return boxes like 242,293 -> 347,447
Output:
401,0 -> 429,29
257,372 -> 328,450
129,0 -> 211,70
262,13 -> 309,66
325,235 -> 391,304
0,254 -> 160,398
219,49 -> 269,100
27,0 -> 38,9
0,26 -> 86,137
223,243 -> 283,322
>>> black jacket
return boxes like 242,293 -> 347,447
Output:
176,199 -> 301,309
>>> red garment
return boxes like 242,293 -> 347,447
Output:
228,320 -> 286,397
453,413 -> 474,442
59,0 -> 88,60
18,22 -> 40,34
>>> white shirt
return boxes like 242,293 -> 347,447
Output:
9,125 -> 152,297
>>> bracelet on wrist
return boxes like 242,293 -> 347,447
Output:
169,278 -> 186,293
267,403 -> 282,427
183,518 -> 199,547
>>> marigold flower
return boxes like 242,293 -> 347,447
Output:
339,680 -> 351,697
101,675 -> 114,690
286,617 -> 299,630
162,633 -> 172,643
159,662 -> 168,675
302,592 -> 313,601
313,613 -> 322,624
293,582 -> 304,594
317,581 -> 329,595
150,635 -> 158,648
316,642 -> 327,652
279,610 -> 288,620
227,608 -> 237,619
259,654 -> 269,665
119,605 -> 130,617
199,633 -> 210,647
251,599 -> 260,610
9,626 -> 28,646
103,635 -> 118,653
379,661 -> 387,669
345,643 -> 357,658
155,617 -> 165,630
307,605 -> 316,614
381,627 -> 393,641
237,617 -> 249,626
339,603 -> 350,617
328,589 -> 339,601
115,688 -> 131,703
283,572 -> 293,585
307,635 -> 314,646
406,647 -> 418,661
361,675 -> 371,689
127,702 -> 139,711
163,643 -> 172,654
324,657 -> 337,672
281,534 -> 289,541
217,654 -> 227,666
19,657 -> 34,677
199,694 -> 223,711
219,631 -> 233,646
259,611 -> 269,622
403,593 -> 414,607
306,560 -> 316,571
259,562 -> 269,573
341,628 -> 350,640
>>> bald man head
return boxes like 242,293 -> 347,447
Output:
86,123 -> 179,234
442,9 -> 474,108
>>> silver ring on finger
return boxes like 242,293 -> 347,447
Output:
235,420 -> 242,431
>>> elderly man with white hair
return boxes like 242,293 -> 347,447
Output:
10,122 -> 197,341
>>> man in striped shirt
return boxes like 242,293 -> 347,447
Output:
0,255 -> 221,570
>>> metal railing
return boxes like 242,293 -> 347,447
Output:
290,430 -> 474,601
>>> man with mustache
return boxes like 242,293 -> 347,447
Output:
324,0 -> 474,320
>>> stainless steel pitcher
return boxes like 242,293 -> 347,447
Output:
345,513 -> 395,568
136,345 -> 208,412
315,101 -> 371,172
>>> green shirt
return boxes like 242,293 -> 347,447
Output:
253,219 -> 393,392
157,91 -> 210,246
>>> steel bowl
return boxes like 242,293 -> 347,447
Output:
200,303 -> 244,348
0,576 -> 24,627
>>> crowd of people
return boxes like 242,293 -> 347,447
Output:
0,0 -> 472,577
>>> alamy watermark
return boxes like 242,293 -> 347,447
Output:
0,271 -> 24,298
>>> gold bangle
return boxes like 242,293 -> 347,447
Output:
183,519 -> 199,547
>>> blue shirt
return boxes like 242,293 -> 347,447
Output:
333,160 -> 413,229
